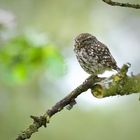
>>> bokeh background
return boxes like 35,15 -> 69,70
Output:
0,0 -> 140,140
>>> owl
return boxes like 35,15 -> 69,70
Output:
74,33 -> 120,75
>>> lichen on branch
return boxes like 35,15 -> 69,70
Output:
92,63 -> 140,98
16,63 -> 140,140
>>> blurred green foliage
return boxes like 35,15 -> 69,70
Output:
0,31 -> 65,85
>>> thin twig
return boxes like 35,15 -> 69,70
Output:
102,0 -> 140,9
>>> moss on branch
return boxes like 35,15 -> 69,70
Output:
91,63 -> 140,98
16,63 -> 140,140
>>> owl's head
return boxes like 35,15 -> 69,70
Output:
74,33 -> 97,48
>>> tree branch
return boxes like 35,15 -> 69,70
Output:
102,0 -> 140,9
16,63 -> 140,140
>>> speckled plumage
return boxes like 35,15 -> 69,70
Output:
74,33 -> 120,75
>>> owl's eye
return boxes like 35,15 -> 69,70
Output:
74,40 -> 81,48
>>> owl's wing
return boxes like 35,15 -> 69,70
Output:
95,41 -> 119,71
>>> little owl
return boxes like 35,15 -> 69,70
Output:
74,33 -> 120,75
